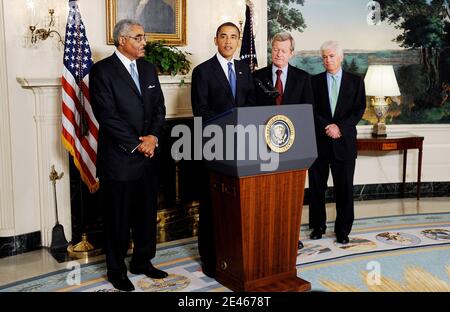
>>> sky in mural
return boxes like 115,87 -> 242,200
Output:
292,0 -> 403,51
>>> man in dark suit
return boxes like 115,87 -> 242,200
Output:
90,19 -> 167,291
253,32 -> 313,107
252,32 -> 313,250
308,41 -> 366,244
191,22 -> 255,277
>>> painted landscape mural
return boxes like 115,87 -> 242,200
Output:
267,0 -> 450,124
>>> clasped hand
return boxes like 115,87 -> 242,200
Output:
325,124 -> 342,139
137,135 -> 158,158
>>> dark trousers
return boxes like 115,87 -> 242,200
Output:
100,166 -> 158,277
197,161 -> 216,273
308,157 -> 356,235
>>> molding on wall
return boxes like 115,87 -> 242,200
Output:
159,75 -> 193,119
0,0 -> 15,237
16,77 -> 71,247
355,123 -> 450,184
357,123 -> 450,134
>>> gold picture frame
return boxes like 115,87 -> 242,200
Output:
106,0 -> 186,46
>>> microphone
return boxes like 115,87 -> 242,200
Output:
255,77 -> 279,99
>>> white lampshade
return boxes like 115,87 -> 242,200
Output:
364,65 -> 401,97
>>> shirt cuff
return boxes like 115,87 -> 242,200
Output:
131,144 -> 140,153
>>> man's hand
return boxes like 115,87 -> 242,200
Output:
325,124 -> 342,139
137,135 -> 158,158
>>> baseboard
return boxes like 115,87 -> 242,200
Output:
303,181 -> 450,204
0,231 -> 41,258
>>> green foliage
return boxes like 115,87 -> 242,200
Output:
393,64 -> 449,123
378,0 -> 450,90
343,58 -> 360,75
144,41 -> 191,76
267,0 -> 307,40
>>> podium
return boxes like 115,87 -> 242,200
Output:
204,104 -> 317,292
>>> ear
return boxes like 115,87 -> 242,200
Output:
214,37 -> 218,47
118,36 -> 126,47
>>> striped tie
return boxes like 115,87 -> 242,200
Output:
228,62 -> 237,99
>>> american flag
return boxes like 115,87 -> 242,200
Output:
239,1 -> 258,72
61,0 -> 99,193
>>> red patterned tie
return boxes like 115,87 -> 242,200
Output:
275,69 -> 283,105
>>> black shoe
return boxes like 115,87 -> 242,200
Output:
129,263 -> 168,279
107,275 -> 135,292
201,264 -> 216,278
310,228 -> 326,240
336,234 -> 350,244
298,240 -> 304,249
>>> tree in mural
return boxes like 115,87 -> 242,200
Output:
378,0 -> 450,93
343,58 -> 360,76
268,0 -> 307,40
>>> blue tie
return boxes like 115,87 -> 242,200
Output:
228,62 -> 237,99
130,63 -> 141,94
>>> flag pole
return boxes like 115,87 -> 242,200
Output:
239,0 -> 258,72
62,0 -> 101,259
67,175 -> 101,259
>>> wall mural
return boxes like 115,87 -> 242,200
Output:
267,0 -> 450,124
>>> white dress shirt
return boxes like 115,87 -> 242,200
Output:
272,64 -> 289,92
216,53 -> 236,83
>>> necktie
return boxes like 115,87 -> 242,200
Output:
228,62 -> 237,99
330,75 -> 339,116
275,69 -> 283,105
130,63 -> 141,94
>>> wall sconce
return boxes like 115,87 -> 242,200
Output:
364,65 -> 401,137
27,0 -> 63,46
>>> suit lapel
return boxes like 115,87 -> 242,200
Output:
283,65 -> 296,104
137,59 -> 148,98
334,71 -> 348,118
111,53 -> 142,98
234,60 -> 246,106
211,56 -> 235,103
319,72 -> 333,118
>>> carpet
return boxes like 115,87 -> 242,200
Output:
1,213 -> 449,292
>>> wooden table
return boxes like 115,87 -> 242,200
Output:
357,132 -> 424,200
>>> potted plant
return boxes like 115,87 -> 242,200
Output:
144,40 -> 191,76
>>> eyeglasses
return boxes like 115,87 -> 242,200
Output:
124,35 -> 146,42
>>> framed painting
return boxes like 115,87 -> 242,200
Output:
106,0 -> 186,46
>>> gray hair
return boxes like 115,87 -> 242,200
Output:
271,32 -> 295,51
113,19 -> 143,47
320,41 -> 344,57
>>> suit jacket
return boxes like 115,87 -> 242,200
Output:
90,53 -> 166,181
253,64 -> 314,106
191,56 -> 255,121
311,70 -> 366,161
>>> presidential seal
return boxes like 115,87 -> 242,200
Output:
265,115 -> 295,153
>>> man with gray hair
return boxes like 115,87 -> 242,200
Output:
252,31 -> 314,249
90,19 -> 167,291
308,41 -> 366,245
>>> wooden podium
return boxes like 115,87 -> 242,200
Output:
204,105 -> 317,292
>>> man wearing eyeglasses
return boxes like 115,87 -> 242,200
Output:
90,19 -> 167,292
